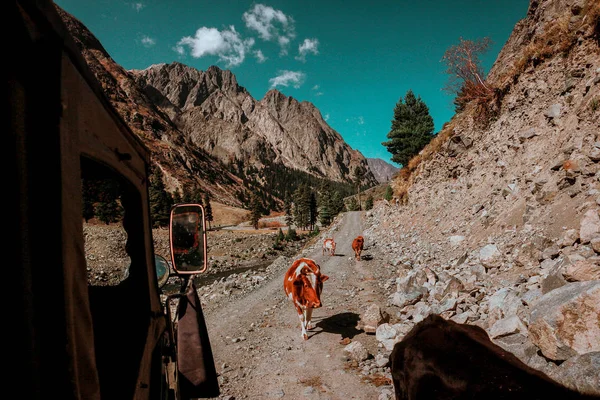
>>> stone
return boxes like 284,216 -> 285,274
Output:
580,209 -> 600,243
449,235 -> 465,246
529,281 -> 600,360
479,244 -> 502,268
544,103 -> 561,119
519,128 -> 538,142
488,315 -> 527,339
360,304 -> 390,334
493,333 -> 539,365
390,289 -> 425,308
343,341 -> 370,362
558,229 -> 580,248
375,353 -> 389,368
548,352 -> 600,396
591,237 -> 600,253
488,288 -> 522,318
563,259 -> 600,282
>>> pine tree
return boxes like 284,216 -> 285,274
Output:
250,193 -> 262,229
82,179 -> 96,222
384,185 -> 393,201
318,185 -> 333,226
382,90 -> 435,167
365,194 -> 374,210
309,191 -> 318,231
331,191 -> 345,215
293,184 -> 310,230
149,167 -> 173,227
203,193 -> 213,229
96,198 -> 122,224
284,191 -> 294,228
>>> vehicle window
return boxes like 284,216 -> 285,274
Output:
81,158 -> 132,286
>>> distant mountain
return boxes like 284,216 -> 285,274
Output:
367,158 -> 399,183
56,5 -> 244,206
131,63 -> 378,186
57,4 -> 377,211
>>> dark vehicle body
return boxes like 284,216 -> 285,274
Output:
11,1 -> 214,399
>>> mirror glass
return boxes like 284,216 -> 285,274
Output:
155,255 -> 170,288
170,204 -> 207,274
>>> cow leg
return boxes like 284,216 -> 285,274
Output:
296,306 -> 308,340
306,307 -> 314,330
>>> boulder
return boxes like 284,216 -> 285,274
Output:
548,352 -> 600,396
488,316 -> 527,339
479,244 -> 502,268
343,341 -> 370,362
529,281 -> 600,360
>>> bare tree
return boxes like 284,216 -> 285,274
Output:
441,37 -> 493,111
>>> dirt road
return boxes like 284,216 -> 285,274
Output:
203,211 -> 393,399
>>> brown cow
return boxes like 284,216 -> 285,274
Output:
322,238 -> 336,256
390,314 -> 598,399
351,236 -> 364,260
283,258 -> 329,340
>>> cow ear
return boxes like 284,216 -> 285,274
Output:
321,274 -> 329,282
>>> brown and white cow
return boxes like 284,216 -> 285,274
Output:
322,238 -> 336,256
351,236 -> 364,260
390,314 -> 597,400
283,258 -> 329,340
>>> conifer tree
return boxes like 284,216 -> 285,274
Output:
284,191 -> 294,228
318,185 -> 333,226
331,191 -> 345,215
172,189 -> 182,205
149,167 -> 173,227
346,196 -> 359,211
250,193 -> 262,229
203,193 -> 213,229
382,90 -> 435,167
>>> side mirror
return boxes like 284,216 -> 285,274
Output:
169,203 -> 208,274
154,254 -> 170,288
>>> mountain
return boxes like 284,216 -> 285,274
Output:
130,63 -> 378,187
367,158 -> 400,183
56,5 -> 245,206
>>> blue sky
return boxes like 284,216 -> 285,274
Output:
56,0 -> 529,165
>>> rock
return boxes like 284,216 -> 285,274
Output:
519,128 -> 538,142
343,341 -> 370,362
522,287 -> 543,306
544,103 -> 561,119
450,312 -> 470,324
449,235 -> 465,246
488,288 -> 522,319
558,229 -> 580,248
493,333 -> 539,365
479,244 -> 502,268
548,352 -> 600,396
488,316 -> 527,339
379,388 -> 394,400
360,304 -> 390,334
580,209 -> 600,243
563,259 -> 600,282
390,289 -> 425,308
529,281 -> 600,360
591,238 -> 600,253
412,302 -> 432,323
375,353 -> 389,368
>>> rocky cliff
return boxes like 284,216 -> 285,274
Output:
367,158 -> 399,183
131,63 -> 378,186
56,6 -> 245,205
363,0 -> 599,395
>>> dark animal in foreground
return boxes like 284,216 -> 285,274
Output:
390,314 -> 598,400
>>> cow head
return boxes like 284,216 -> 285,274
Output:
293,271 -> 329,308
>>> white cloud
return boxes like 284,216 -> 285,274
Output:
296,38 -> 319,61
311,84 -> 323,96
358,116 -> 365,125
324,113 -> 330,121
243,4 -> 295,54
132,2 -> 145,12
254,49 -> 267,63
174,26 -> 254,67
312,85 -> 320,90
269,70 -> 305,89
141,35 -> 156,48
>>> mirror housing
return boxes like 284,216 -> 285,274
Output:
169,203 -> 208,274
